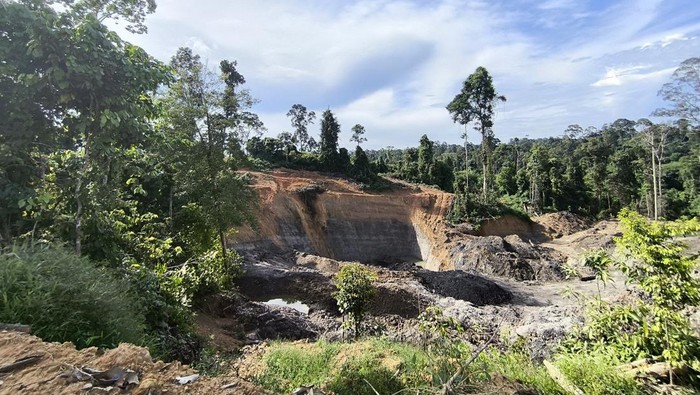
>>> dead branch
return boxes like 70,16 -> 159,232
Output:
439,327 -> 499,395
544,360 -> 584,395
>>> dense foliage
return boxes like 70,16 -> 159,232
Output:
368,114 -> 699,221
564,212 -> 700,385
0,0 -> 256,361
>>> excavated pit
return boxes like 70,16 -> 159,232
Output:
225,170 -> 572,343
231,171 -> 451,271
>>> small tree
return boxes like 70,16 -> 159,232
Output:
615,210 -> 700,377
580,248 -> 613,310
333,263 -> 378,338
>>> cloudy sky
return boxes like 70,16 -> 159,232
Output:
113,0 -> 700,149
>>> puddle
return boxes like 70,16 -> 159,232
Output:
263,298 -> 310,314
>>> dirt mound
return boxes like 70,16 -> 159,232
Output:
0,331 -> 270,395
542,220 -> 621,265
475,215 -> 545,241
533,211 -> 591,239
415,270 -> 512,305
451,235 -> 566,281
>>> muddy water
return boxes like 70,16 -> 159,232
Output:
263,298 -> 310,314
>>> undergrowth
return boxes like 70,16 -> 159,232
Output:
250,337 -> 645,394
0,244 -> 146,349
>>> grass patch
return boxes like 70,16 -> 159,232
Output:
0,245 -> 146,348
252,338 -> 648,395
476,348 -> 560,393
554,350 -> 644,395
254,339 -> 430,395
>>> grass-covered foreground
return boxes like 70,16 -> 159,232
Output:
245,338 -> 644,395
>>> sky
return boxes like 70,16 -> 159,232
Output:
111,0 -> 700,149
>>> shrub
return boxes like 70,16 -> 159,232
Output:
122,265 -> 201,363
0,245 -> 146,348
333,264 -> 377,338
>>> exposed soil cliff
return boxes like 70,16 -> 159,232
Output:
232,170 -> 453,270
231,170 -> 567,280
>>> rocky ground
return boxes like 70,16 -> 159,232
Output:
226,218 -> 630,360
2,212 -> 696,394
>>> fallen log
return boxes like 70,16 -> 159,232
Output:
618,359 -> 686,381
0,354 -> 43,374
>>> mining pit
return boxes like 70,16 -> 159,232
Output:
209,170 -> 629,358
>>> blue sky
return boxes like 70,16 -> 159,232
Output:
112,0 -> 700,149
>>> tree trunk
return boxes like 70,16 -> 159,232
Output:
220,228 -> 228,259
651,145 -> 658,220
75,139 -> 90,256
482,161 -> 488,201
463,126 -> 469,195
656,154 -> 663,219
481,131 -> 488,201
168,184 -> 173,227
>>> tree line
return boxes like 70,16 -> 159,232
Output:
367,61 -> 700,222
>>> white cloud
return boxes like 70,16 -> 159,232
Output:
592,66 -> 674,87
109,0 -> 700,148
661,33 -> 688,47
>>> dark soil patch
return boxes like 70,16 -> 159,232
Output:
415,270 -> 512,305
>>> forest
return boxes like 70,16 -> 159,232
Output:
1,0 -> 700,394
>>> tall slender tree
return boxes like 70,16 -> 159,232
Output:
350,124 -> 367,146
447,67 -> 505,201
287,104 -> 316,151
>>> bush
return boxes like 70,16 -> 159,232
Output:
0,245 -> 146,348
333,264 -> 377,338
122,265 -> 201,363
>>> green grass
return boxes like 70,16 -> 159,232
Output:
252,338 -> 648,395
0,245 -> 147,349
476,348 -> 561,394
254,339 -> 431,395
554,350 -> 645,395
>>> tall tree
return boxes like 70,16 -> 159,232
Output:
0,0 -> 167,251
287,104 -> 316,151
417,134 -> 434,185
350,124 -> 367,146
162,47 -> 256,259
446,66 -> 506,201
319,110 -> 341,171
653,57 -> 700,126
